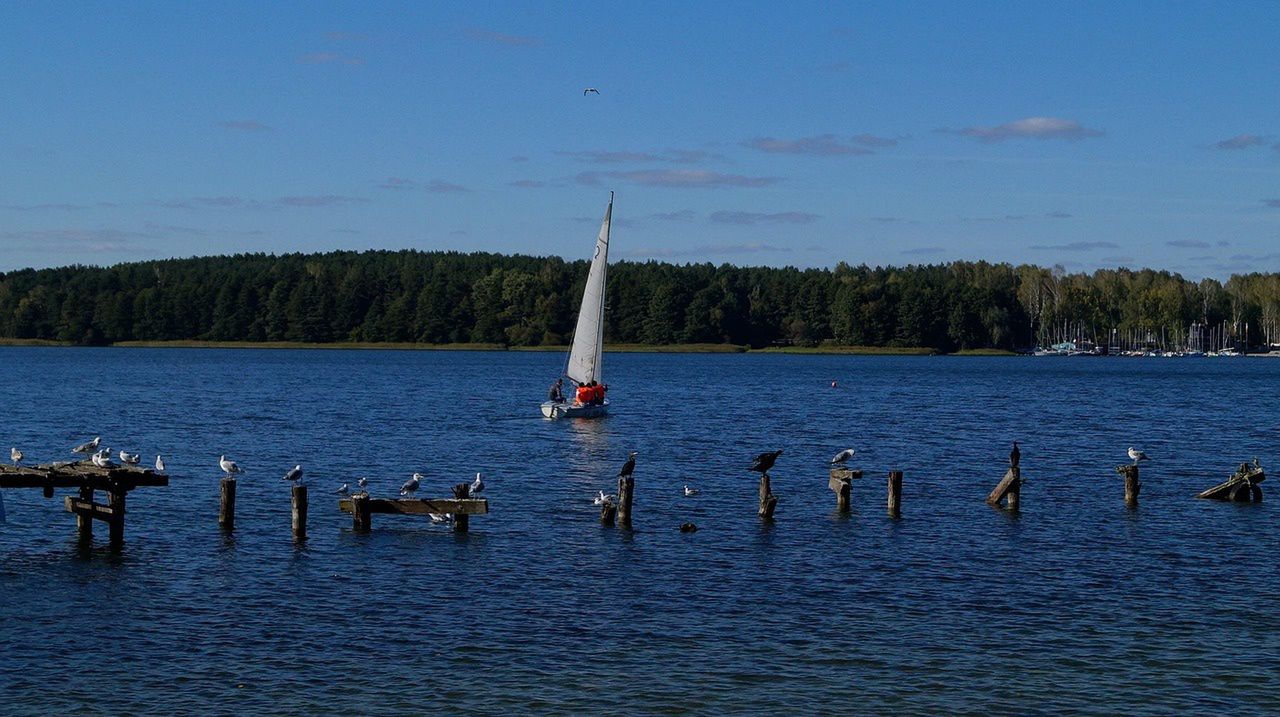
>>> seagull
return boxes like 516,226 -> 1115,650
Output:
583,87 -> 600,95
618,451 -> 637,479
334,483 -> 350,495
1128,447 -> 1150,464
830,448 -> 856,465
282,465 -> 304,484
357,476 -> 369,493
684,485 -> 699,497
73,436 -> 101,454
400,473 -> 421,497
219,455 -> 244,475
593,490 -> 616,506
428,513 -> 452,525
10,447 -> 21,466
155,455 -> 165,472
91,450 -> 115,468
1010,441 -> 1021,468
118,450 -> 141,465
749,449 -> 783,474
469,472 -> 485,497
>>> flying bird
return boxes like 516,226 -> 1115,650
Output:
10,447 -> 21,466
155,455 -> 166,472
618,451 -> 637,479
749,449 -> 783,474
118,450 -> 141,465
73,436 -> 101,454
334,483 -> 350,495
469,472 -> 485,497
830,448 -> 856,465
282,465 -> 304,484
1010,441 -> 1020,468
583,87 -> 600,95
400,473 -> 421,497
684,485 -> 699,497
219,455 -> 244,475
1127,447 -> 1150,464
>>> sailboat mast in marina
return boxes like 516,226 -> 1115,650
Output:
541,194 -> 614,419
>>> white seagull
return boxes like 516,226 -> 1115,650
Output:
400,473 -> 421,497
1128,447 -> 1150,464
91,450 -> 115,468
155,455 -> 166,472
583,87 -> 600,95
282,465 -> 304,484
684,485 -> 699,497
357,477 -> 369,493
469,472 -> 485,497
428,513 -> 452,525
334,483 -> 350,495
10,447 -> 22,466
73,436 -> 101,454
219,455 -> 244,475
831,448 -> 856,464
593,490 -> 616,506
118,450 -> 141,465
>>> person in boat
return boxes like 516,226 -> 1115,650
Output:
575,381 -> 593,406
548,378 -> 564,403
596,382 -> 608,405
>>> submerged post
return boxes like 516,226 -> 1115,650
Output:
219,477 -> 236,530
1116,465 -> 1140,507
600,499 -> 617,526
617,475 -> 635,528
830,468 -> 860,513
107,489 -> 126,549
76,485 -> 94,544
887,470 -> 903,518
451,483 -> 471,533
758,474 -> 778,519
351,493 -> 372,532
291,484 -> 308,540
986,467 -> 1022,511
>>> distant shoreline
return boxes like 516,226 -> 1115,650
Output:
0,338 -> 1016,356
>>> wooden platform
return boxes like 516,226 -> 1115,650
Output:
1,461 -> 169,548
337,497 -> 488,515
1197,462 -> 1265,502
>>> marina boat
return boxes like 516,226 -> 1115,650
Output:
541,194 -> 613,420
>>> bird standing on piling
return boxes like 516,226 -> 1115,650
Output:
1010,442 -> 1020,468
334,483 -> 350,495
155,455 -> 165,472
219,455 -> 244,475
400,473 -> 421,497
593,490 -> 616,506
119,450 -> 141,465
282,465 -> 304,484
357,477 -> 369,493
469,472 -> 485,497
73,437 -> 101,454
750,449 -> 783,475
831,448 -> 856,465
1128,447 -> 1150,465
91,450 -> 115,468
10,447 -> 21,466
618,451 -> 637,478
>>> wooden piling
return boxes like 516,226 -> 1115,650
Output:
986,467 -> 1022,511
1116,465 -> 1141,507
76,485 -> 94,543
291,484 -> 308,540
758,474 -> 778,519
451,483 -> 471,533
599,500 -> 617,526
829,468 -> 860,513
617,476 -> 635,528
887,470 -> 903,518
107,489 -> 126,549
351,493 -> 372,532
219,477 -> 236,530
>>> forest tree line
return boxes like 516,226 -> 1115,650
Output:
1,250 -> 1278,351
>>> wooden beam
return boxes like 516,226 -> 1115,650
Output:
0,464 -> 168,490
986,467 -> 1021,507
338,497 -> 489,515
63,496 -> 118,521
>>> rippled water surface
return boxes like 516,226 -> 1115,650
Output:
2,348 -> 1278,715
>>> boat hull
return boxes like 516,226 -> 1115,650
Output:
541,400 -> 609,420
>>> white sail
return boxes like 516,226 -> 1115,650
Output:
565,194 -> 612,386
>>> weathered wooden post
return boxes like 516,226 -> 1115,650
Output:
351,493 -> 372,532
1115,465 -> 1140,507
107,489 -> 126,549
986,467 -> 1022,510
219,477 -> 236,530
758,474 -> 778,519
76,485 -> 94,543
600,499 -> 617,525
829,468 -> 861,512
1196,461 -> 1265,502
887,470 -> 903,518
291,484 -> 308,540
617,475 -> 635,528
451,483 -> 471,533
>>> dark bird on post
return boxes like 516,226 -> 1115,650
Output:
618,451 -> 637,478
1010,441 -> 1020,468
583,88 -> 600,95
750,449 -> 783,474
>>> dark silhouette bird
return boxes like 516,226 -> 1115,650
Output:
750,449 -> 783,474
618,451 -> 637,478
583,87 -> 600,95
1009,441 -> 1020,468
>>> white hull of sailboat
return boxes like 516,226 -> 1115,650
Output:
541,400 -> 610,420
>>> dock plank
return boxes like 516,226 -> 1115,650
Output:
338,497 -> 488,515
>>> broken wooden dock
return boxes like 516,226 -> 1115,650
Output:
338,493 -> 488,533
0,461 -> 169,549
1196,461 -> 1265,502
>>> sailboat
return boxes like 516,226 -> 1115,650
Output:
541,193 -> 613,419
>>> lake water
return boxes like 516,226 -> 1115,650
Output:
1,348 -> 1278,715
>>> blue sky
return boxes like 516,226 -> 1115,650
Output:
2,1 -> 1278,277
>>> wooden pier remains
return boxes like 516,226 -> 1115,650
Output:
829,467 -> 861,512
338,494 -> 487,533
0,461 -> 168,549
1196,461 -> 1265,502
219,477 -> 237,530
291,484 -> 308,540
887,470 -> 903,518
758,474 -> 778,519
1115,465 -> 1141,507
986,467 -> 1022,511
617,475 -> 635,528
